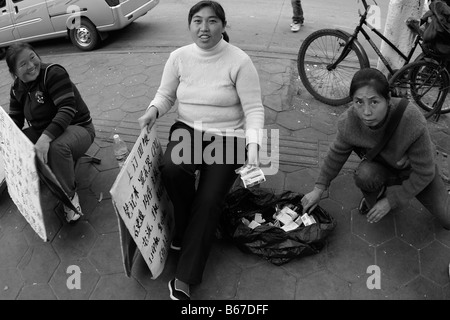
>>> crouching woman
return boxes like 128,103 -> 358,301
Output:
301,68 -> 450,230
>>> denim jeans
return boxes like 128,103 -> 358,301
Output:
161,121 -> 245,284
291,0 -> 304,24
23,123 -> 95,198
354,160 -> 450,229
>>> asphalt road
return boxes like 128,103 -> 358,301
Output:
25,0 -> 390,62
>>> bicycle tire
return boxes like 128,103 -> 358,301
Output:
413,54 -> 450,114
297,29 -> 370,106
389,60 -> 449,119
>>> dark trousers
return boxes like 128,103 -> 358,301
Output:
291,0 -> 304,24
23,123 -> 95,198
353,160 -> 450,229
161,122 -> 246,285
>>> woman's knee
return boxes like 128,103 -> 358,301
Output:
353,161 -> 388,190
48,140 -> 71,160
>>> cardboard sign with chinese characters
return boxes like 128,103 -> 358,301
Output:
110,125 -> 174,279
0,152 -> 5,193
0,107 -> 48,240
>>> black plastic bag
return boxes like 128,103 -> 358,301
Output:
220,187 -> 337,265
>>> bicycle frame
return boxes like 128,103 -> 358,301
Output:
329,0 -> 423,75
429,61 -> 450,120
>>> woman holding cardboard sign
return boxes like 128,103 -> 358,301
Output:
138,1 -> 264,300
5,42 -> 95,224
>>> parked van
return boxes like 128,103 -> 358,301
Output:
0,0 -> 159,53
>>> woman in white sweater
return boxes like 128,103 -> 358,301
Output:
138,0 -> 264,300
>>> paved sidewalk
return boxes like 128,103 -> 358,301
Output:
0,48 -> 449,300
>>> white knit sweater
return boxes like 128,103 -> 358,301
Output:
149,39 -> 265,145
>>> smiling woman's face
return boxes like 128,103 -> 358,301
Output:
352,85 -> 389,127
189,6 -> 225,50
15,48 -> 41,83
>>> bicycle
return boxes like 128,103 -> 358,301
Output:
297,0 -> 449,119
388,54 -> 450,120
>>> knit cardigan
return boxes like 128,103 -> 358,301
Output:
149,39 -> 265,145
316,98 -> 436,209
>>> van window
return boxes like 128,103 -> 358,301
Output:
0,0 -> 5,8
12,0 -> 23,3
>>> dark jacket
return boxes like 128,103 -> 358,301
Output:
422,0 -> 450,53
9,63 -> 92,140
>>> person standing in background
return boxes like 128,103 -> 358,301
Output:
291,0 -> 305,32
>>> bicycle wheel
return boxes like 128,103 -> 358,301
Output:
413,55 -> 450,114
297,29 -> 370,106
389,60 -> 449,119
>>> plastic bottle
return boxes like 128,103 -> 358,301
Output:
113,134 -> 129,168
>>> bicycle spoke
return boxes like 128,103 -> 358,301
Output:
298,29 -> 368,105
389,60 -> 449,119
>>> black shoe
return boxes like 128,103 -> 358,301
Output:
358,197 -> 370,215
168,279 -> 190,300
170,238 -> 182,251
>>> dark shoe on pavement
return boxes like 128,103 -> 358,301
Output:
168,279 -> 190,300
170,238 -> 182,251
358,197 -> 370,215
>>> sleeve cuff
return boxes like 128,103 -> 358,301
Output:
245,128 -> 263,146
146,105 -> 159,118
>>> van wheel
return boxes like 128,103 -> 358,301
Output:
0,47 -> 6,60
69,19 -> 100,51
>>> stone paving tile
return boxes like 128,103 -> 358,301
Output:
395,205 -> 436,250
0,267 -> 24,300
349,280 -> 386,300
133,253 -> 176,301
52,221 -> 98,261
90,273 -> 146,300
351,208 -> 396,246
18,243 -> 60,285
89,168 -> 120,201
77,188 -> 102,218
388,276 -> 445,300
218,241 -> 267,270
192,244 -> 242,300
318,198 -> 352,240
295,269 -> 351,300
420,241 -> 450,286
88,233 -> 124,275
376,238 -> 421,288
16,284 -> 58,300
435,221 -> 450,248
327,174 -> 361,211
49,258 -> 100,300
0,206 -> 27,235
0,232 -> 29,269
237,263 -> 297,300
281,249 -> 328,279
326,233 -> 376,283
87,200 -> 119,235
